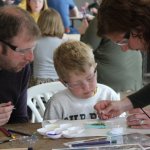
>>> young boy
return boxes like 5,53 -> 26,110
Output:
44,40 -> 119,120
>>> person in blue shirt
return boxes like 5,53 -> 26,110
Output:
47,0 -> 79,34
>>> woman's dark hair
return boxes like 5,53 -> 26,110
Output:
97,0 -> 150,50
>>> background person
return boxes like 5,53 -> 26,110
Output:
47,0 -> 79,34
0,5 -> 40,126
19,0 -> 48,22
47,0 -> 88,34
33,8 -> 65,85
44,40 -> 120,120
94,0 -> 150,129
82,0 -> 101,16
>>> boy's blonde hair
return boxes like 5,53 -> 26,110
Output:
37,8 -> 64,38
54,40 -> 96,80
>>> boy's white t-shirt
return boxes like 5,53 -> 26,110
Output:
44,83 -> 120,120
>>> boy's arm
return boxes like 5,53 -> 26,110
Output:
43,97 -> 62,120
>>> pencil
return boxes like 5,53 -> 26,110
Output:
71,140 -> 117,147
140,108 -> 150,119
7,129 -> 32,136
0,138 -> 15,144
0,127 -> 12,137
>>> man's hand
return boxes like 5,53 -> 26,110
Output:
0,101 -> 14,126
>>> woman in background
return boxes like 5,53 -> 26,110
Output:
19,0 -> 48,22
32,8 -> 65,85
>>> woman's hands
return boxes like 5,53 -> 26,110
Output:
127,108 -> 150,129
94,100 -> 125,119
94,98 -> 150,129
94,98 -> 133,120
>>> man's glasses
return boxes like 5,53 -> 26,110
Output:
63,67 -> 97,89
0,39 -> 35,54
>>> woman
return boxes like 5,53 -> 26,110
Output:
19,0 -> 48,22
94,0 -> 150,129
33,8 -> 65,85
81,17 -> 143,94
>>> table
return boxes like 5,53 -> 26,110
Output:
63,34 -> 81,41
0,118 -> 150,150
70,14 -> 94,27
0,123 -> 95,150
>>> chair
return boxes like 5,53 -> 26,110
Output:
27,81 -> 66,123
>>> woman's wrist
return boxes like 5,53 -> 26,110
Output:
121,97 -> 134,112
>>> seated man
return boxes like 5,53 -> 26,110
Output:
0,5 -> 40,126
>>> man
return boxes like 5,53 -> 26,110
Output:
0,5 -> 40,126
